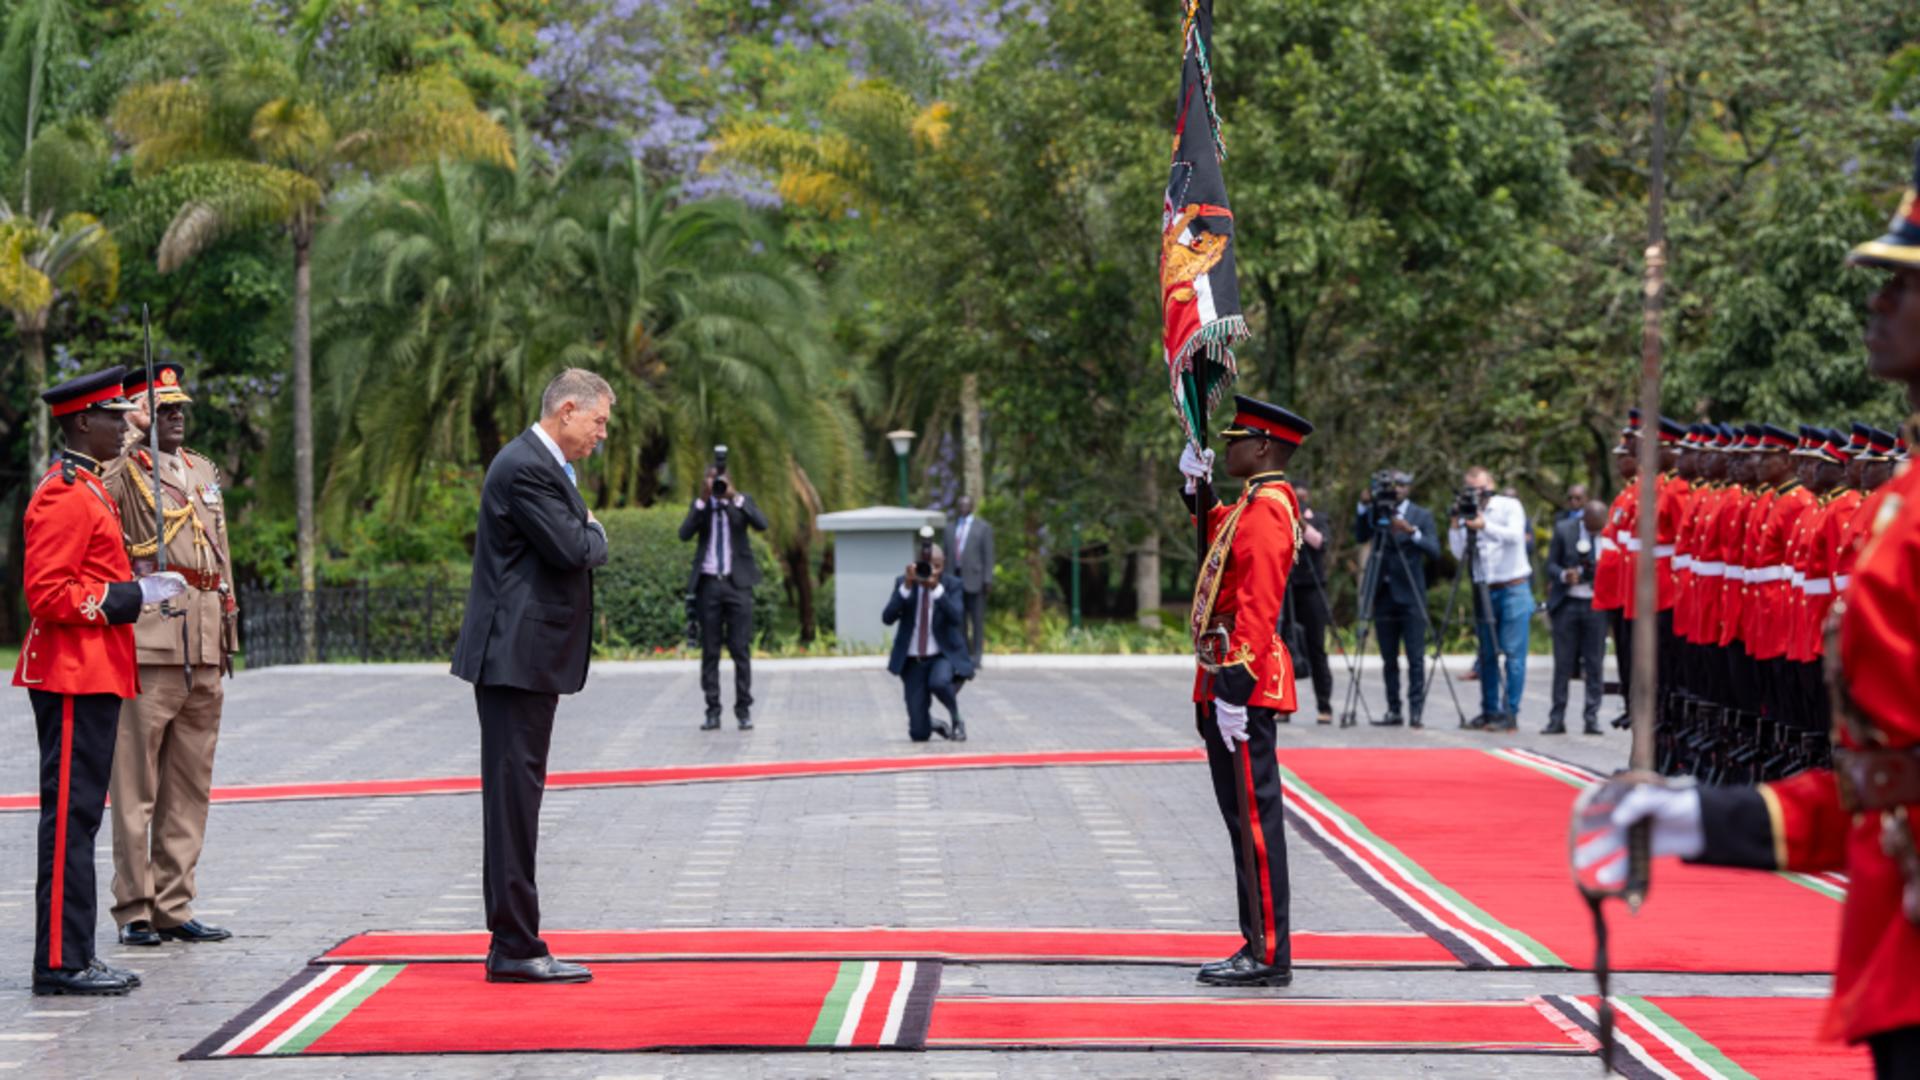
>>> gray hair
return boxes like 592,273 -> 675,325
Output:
540,368 -> 614,417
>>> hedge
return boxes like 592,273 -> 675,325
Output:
593,505 -> 787,651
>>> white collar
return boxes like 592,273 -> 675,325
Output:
528,424 -> 567,471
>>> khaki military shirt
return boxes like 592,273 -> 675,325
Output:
102,447 -> 236,667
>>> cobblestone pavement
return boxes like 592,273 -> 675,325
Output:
0,654 -> 1831,1078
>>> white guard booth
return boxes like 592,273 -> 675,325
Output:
816,506 -> 948,651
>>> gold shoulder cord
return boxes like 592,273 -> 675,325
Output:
125,464 -> 207,559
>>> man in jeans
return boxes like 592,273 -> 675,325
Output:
1449,466 -> 1533,732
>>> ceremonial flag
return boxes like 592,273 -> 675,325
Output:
1161,0 -> 1247,448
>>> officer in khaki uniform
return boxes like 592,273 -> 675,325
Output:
101,362 -> 237,946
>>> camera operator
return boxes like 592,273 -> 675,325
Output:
1352,469 -> 1440,728
1448,466 -> 1533,732
679,445 -> 769,731
1544,499 -> 1609,735
883,532 -> 971,742
1286,484 -> 1334,724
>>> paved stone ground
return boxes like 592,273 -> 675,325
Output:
0,653 -> 1832,1078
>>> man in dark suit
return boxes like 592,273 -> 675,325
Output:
883,542 -> 974,742
1544,499 -> 1609,735
451,368 -> 612,985
1353,470 -> 1440,727
944,495 -> 994,668
1283,484 -> 1335,724
678,449 -> 769,730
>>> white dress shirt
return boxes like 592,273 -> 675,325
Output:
1450,493 -> 1530,584
897,581 -> 946,658
529,423 -> 568,475
1569,521 -> 1595,600
696,499 -> 737,577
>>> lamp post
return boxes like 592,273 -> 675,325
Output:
886,429 -> 915,506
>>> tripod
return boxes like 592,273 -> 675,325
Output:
1336,514 -> 1446,728
1421,522 -> 1496,727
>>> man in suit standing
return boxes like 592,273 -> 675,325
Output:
884,540 -> 973,742
1353,470 -> 1440,728
451,368 -> 612,985
679,449 -> 769,731
945,496 -> 994,669
1544,499 -> 1610,735
1284,484 -> 1334,724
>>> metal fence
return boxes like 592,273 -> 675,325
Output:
239,581 -> 465,669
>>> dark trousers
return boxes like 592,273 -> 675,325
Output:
1549,598 -> 1608,726
697,575 -> 754,719
962,589 -> 986,669
1373,604 -> 1426,720
30,690 -> 119,973
1291,589 -> 1334,717
1871,1025 -> 1920,1079
1197,702 -> 1292,968
899,655 -> 960,741
1608,609 -> 1632,703
476,685 -> 557,961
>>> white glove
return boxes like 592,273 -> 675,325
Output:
1572,782 -> 1704,887
1213,700 -> 1251,753
138,572 -> 188,604
1179,444 -> 1215,494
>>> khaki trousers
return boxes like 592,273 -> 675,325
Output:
109,664 -> 223,928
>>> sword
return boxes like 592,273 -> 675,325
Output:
143,304 -> 191,688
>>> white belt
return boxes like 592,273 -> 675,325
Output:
1654,544 -> 1676,558
1834,574 -> 1853,592
1802,579 -> 1833,597
1674,554 -> 1694,569
1693,562 -> 1725,578
1739,567 -> 1758,583
1623,536 -> 1643,552
1749,566 -> 1788,584
1791,571 -> 1806,588
1598,537 -> 1619,552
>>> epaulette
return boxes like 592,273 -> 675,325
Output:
60,458 -> 76,485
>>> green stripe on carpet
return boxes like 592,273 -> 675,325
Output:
806,961 -> 867,1046
279,965 -> 404,1055
1620,995 -> 1760,1080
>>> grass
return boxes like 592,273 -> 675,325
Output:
0,646 -> 14,672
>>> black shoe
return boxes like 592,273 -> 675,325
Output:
1610,711 -> 1632,730
1369,712 -> 1404,727
1316,711 -> 1332,725
33,966 -> 133,996
1465,713 -> 1492,729
1409,712 -> 1424,730
1196,951 -> 1291,987
1584,720 -> 1604,735
89,958 -> 140,989
118,920 -> 161,947
157,918 -> 231,943
1483,714 -> 1517,733
1540,721 -> 1566,735
485,952 -> 592,984
737,714 -> 753,731
1197,946 -> 1251,980
701,715 -> 721,731
951,718 -> 967,742
931,719 -> 952,740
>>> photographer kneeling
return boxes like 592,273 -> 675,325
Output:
679,446 -> 769,731
883,536 -> 972,742
1352,469 -> 1440,728
1448,466 -> 1533,732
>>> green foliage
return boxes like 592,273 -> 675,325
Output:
591,505 -> 786,653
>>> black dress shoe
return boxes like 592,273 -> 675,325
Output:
1482,714 -> 1517,733
737,714 -> 754,731
485,953 -> 592,984
157,919 -> 231,943
90,958 -> 141,988
951,718 -> 967,742
1196,951 -> 1291,987
33,966 -> 133,996
931,719 -> 952,740
1197,946 -> 1251,980
701,715 -> 721,731
1584,721 -> 1604,735
1369,712 -> 1404,727
118,920 -> 161,947
1409,713 -> 1424,730
1610,711 -> 1632,730
1540,722 -> 1566,735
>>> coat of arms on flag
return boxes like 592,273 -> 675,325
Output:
1161,0 -> 1247,448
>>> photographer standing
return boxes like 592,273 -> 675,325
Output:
1449,466 -> 1533,732
883,538 -> 971,742
1352,470 -> 1440,728
1544,500 -> 1609,735
679,447 -> 769,731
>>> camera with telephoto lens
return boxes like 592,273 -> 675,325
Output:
914,524 -> 935,581
1367,470 -> 1400,528
1453,486 -> 1487,522
710,444 -> 730,500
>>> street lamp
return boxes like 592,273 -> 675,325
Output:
886,429 -> 915,506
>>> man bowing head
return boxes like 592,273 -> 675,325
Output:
452,369 -> 613,984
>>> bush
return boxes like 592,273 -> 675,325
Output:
593,505 -> 787,652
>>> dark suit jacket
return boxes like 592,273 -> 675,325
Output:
945,515 -> 994,595
679,494 -> 769,589
1353,501 -> 1440,612
881,576 -> 974,679
451,429 -> 609,695
1546,517 -> 1599,614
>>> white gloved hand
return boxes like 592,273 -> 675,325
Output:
1572,782 -> 1704,887
1179,444 -> 1215,494
1213,700 -> 1251,753
138,572 -> 188,604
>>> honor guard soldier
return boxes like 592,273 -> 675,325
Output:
1593,415 -> 1639,726
13,368 -> 186,995
1177,394 -> 1310,988
1744,423 -> 1813,732
102,362 -> 237,947
1577,145 -> 1920,1077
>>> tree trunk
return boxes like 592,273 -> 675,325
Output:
960,371 -> 985,504
293,223 -> 317,662
1135,458 -> 1162,628
783,541 -> 816,645
25,329 -> 49,468
1022,499 -> 1043,649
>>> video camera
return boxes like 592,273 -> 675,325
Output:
710,444 -> 730,500
1367,470 -> 1401,528
1452,485 -> 1489,522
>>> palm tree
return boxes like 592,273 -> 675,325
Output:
110,0 -> 512,653
0,202 -> 118,464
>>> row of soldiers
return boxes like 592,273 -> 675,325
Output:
1590,409 -> 1907,783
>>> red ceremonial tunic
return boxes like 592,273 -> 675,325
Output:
1591,481 -> 1637,612
1835,485 -> 1890,598
1654,474 -> 1690,611
1191,477 -> 1299,713
1733,486 -> 1778,654
11,460 -> 140,698
1804,489 -> 1862,661
1747,483 -> 1813,660
1679,485 -> 1725,642
1689,487 -> 1732,644
1714,488 -> 1757,648
1783,493 -> 1831,664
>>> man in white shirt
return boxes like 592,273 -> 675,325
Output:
1448,466 -> 1534,731
882,541 -> 974,741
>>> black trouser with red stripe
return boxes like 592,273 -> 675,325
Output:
29,691 -> 120,974
1197,702 -> 1292,970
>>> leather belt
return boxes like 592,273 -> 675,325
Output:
175,567 -> 224,592
1836,747 -> 1920,813
1490,576 -> 1530,589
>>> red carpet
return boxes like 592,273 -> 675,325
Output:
316,926 -> 1455,968
185,959 -> 940,1058
924,995 -> 1595,1052
1544,995 -> 1868,1079
0,747 -> 1204,813
1280,747 -> 1841,972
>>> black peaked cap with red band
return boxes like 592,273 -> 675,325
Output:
1657,416 -> 1685,443
42,365 -> 138,417
1758,423 -> 1795,451
1220,394 -> 1314,445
